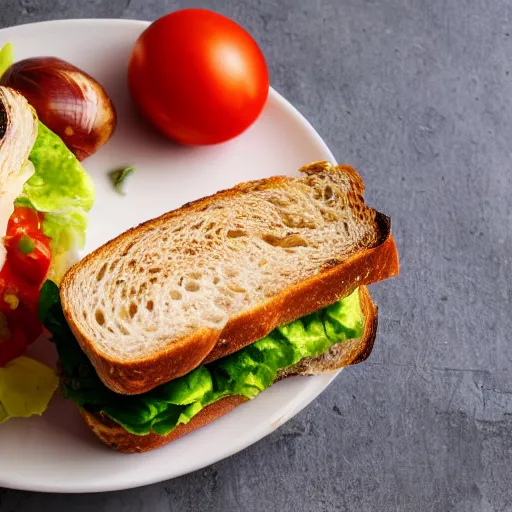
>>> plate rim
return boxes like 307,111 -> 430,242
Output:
0,17 -> 341,493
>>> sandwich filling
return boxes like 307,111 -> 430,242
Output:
39,281 -> 364,437
0,121 -> 94,422
15,121 -> 95,283
0,161 -> 34,269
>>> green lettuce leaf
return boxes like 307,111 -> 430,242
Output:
0,356 -> 59,424
16,122 -> 95,282
39,281 -> 364,438
0,42 -> 13,79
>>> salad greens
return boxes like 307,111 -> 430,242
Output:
109,166 -> 135,195
0,115 -> 94,422
39,281 -> 364,437
0,42 -> 13,79
16,121 -> 95,282
0,356 -> 59,424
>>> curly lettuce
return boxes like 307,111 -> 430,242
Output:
16,121 -> 95,282
39,281 -> 364,437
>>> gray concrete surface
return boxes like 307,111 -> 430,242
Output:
0,0 -> 510,510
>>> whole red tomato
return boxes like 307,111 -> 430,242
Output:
128,9 -> 269,145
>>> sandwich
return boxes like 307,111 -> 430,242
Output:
39,161 -> 399,452
0,86 -> 94,422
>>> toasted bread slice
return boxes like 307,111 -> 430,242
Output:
80,285 -> 378,453
62,162 -> 399,395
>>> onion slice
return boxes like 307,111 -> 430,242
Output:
1,57 -> 117,161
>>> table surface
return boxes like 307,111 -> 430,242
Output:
1,0 -> 510,510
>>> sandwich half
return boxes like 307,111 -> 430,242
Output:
40,161 -> 399,452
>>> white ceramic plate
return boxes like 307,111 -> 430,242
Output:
0,19 -> 339,493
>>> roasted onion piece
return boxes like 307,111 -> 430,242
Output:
0,86 -> 37,192
1,57 -> 116,161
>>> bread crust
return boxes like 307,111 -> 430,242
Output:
79,286 -> 378,453
80,396 -> 248,454
62,163 -> 399,395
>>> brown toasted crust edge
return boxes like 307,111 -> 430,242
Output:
79,286 -> 378,453
63,162 -> 399,395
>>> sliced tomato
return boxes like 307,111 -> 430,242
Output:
0,263 -> 40,311
4,232 -> 51,287
0,311 -> 27,366
0,303 -> 43,367
7,206 -> 44,235
0,270 -> 43,367
0,206 -> 52,366
4,206 -> 50,287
